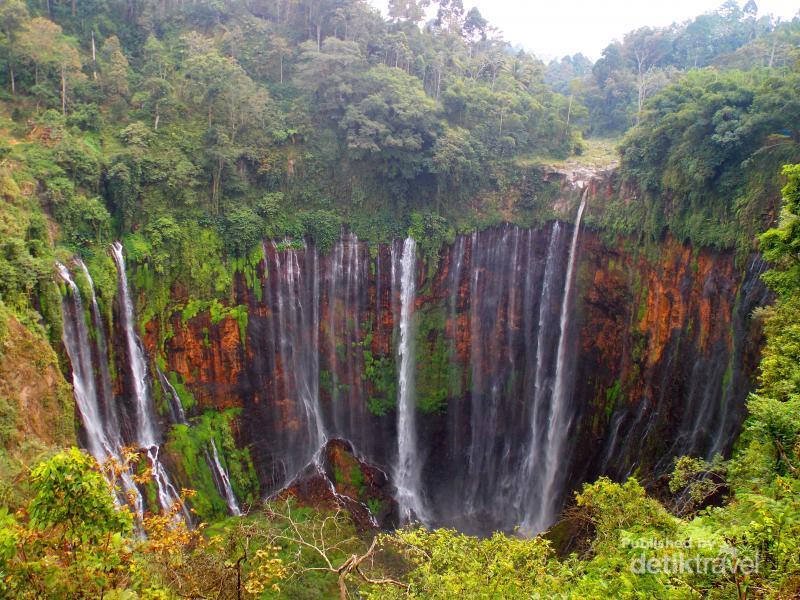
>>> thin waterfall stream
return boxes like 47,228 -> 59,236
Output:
394,237 -> 428,524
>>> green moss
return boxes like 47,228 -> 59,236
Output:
167,372 -> 196,412
333,465 -> 344,485
414,305 -> 451,414
362,350 -> 397,417
349,465 -> 365,497
165,409 -> 259,521
230,244 -> 265,301
605,380 -> 622,418
366,498 -> 383,516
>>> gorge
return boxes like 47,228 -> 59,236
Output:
2,0 -> 798,594
56,171 -> 769,536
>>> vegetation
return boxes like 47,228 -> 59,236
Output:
1,0 -> 800,597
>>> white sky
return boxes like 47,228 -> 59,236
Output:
368,0 -> 800,61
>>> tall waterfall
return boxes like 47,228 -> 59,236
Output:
394,237 -> 428,524
143,212 -> 754,535
111,243 -> 183,517
260,241 -> 326,488
326,233 -> 372,451
58,261 -> 143,518
58,262 -> 113,462
525,193 -> 587,533
515,224 -> 564,529
111,242 -> 157,447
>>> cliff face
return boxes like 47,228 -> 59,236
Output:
0,315 -> 74,472
140,183 -> 768,532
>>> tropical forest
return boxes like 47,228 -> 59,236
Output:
0,0 -> 799,596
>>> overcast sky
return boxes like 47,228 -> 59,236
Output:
368,0 -> 800,61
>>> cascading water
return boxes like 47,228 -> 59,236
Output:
260,241 -> 326,487
149,213 -> 760,535
58,262 -> 114,462
526,192 -> 587,533
393,237 -> 428,524
112,242 -> 157,447
325,233 -> 373,450
208,439 -> 242,516
160,368 -> 242,516
58,261 -> 144,518
158,368 -> 188,426
515,223 -> 564,528
111,242 -> 183,517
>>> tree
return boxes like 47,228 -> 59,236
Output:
294,37 -> 366,116
16,17 -> 84,113
622,27 -> 671,124
760,164 -> 800,298
388,0 -> 431,24
433,0 -> 465,34
1,449 -> 135,597
98,35 -> 130,101
462,7 -> 487,43
0,0 -> 29,94
182,33 -> 271,211
340,65 -> 441,180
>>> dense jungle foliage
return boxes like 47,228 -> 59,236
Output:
0,0 -> 799,597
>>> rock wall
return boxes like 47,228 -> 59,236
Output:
140,203 -> 768,533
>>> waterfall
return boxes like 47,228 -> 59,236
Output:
527,193 -> 587,533
326,233 -> 370,447
261,241 -> 326,487
57,261 -> 144,518
76,260 -> 121,438
58,263 -> 115,462
158,368 -> 187,425
394,237 -> 428,524
111,242 -> 157,447
146,445 -> 190,522
111,242 -> 183,517
515,223 -> 563,525
159,365 -> 243,516
208,438 -> 242,516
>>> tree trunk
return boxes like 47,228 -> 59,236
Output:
92,31 -> 97,80
154,104 -> 160,130
636,76 -> 645,126
279,54 -> 283,84
9,63 -> 14,95
213,159 -> 224,213
61,66 -> 67,115
566,95 -> 573,126
768,39 -> 777,68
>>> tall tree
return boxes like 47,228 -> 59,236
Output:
17,17 -> 84,113
98,35 -> 130,101
622,27 -> 671,124
388,0 -> 430,24
0,0 -> 29,94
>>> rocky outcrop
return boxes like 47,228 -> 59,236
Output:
0,315 -> 74,472
278,439 -> 398,530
